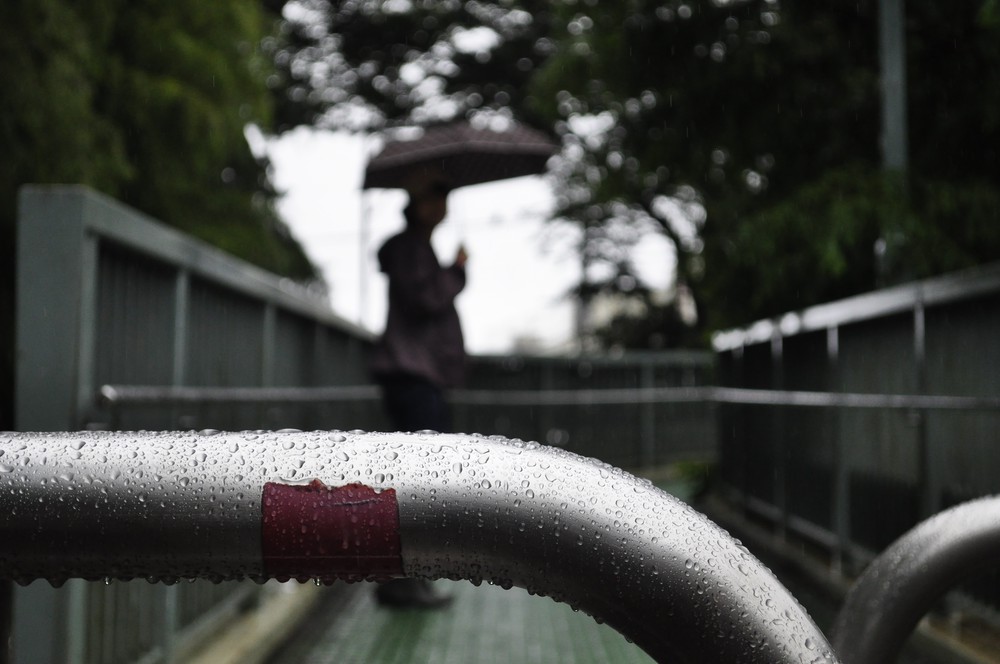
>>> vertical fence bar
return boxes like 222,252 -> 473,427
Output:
162,585 -> 179,663
640,362 -> 656,469
74,235 -> 100,429
261,303 -> 277,427
0,582 -> 11,664
878,0 -> 909,173
771,332 -> 787,539
732,343 -> 749,511
828,326 -> 851,573
262,303 -> 277,387
64,581 -> 89,664
913,296 -> 936,519
540,359 -> 555,449
313,322 -> 327,429
172,271 -> 190,388
170,270 -> 190,432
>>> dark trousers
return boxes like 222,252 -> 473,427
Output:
378,373 -> 451,433
374,374 -> 454,605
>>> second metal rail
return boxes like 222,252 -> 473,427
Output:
99,383 -> 1000,410
831,495 -> 1000,664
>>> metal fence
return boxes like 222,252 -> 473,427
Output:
17,185 -> 382,435
713,262 -> 1000,601
93,357 -> 719,473
14,185 -> 718,663
456,353 -> 717,469
14,186 -> 382,663
22,185 -> 1000,655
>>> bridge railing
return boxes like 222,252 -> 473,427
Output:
16,185 -> 381,434
713,260 -> 1000,617
17,185 -> 1000,659
95,351 -> 719,472
14,185 -> 718,663
456,352 -> 716,469
14,185 -> 383,663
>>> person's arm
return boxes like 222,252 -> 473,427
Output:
384,241 -> 466,316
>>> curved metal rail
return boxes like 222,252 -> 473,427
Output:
831,495 -> 1000,664
0,431 -> 835,663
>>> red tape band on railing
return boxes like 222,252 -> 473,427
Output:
261,480 -> 403,581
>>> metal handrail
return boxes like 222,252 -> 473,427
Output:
98,383 -> 1000,410
0,431 -> 836,663
831,495 -> 1000,664
454,386 -> 1000,410
98,384 -> 381,406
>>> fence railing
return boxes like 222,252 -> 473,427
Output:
17,185 -> 382,434
14,186 -> 385,664
93,349 -> 720,472
713,260 -> 1000,614
456,353 -> 716,469
17,185 -> 1000,658
15,186 -> 719,663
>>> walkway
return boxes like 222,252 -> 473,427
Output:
268,582 -> 652,664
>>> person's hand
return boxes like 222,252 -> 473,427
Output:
455,244 -> 468,268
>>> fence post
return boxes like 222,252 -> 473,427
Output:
16,187 -> 98,663
10,582 -> 72,663
16,187 -> 98,431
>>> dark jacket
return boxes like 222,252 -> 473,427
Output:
370,228 -> 466,388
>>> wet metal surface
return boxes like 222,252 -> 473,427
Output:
0,430 -> 836,662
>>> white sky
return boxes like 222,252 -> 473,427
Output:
260,126 -> 676,355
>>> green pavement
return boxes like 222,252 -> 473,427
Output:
269,581 -> 653,664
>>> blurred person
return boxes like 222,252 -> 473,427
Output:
369,169 -> 467,608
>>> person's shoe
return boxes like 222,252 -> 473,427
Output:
375,578 -> 453,609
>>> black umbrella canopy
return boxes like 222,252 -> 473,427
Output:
362,121 -> 558,191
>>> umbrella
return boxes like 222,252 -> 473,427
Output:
362,120 -> 558,190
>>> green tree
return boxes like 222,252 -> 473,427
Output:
1,0 -> 317,428
529,1 -> 1000,333
95,0 -> 315,277
270,0 -> 556,131
272,0 -> 1000,346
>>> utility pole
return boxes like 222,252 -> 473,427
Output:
879,0 -> 908,173
876,0 -> 909,285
